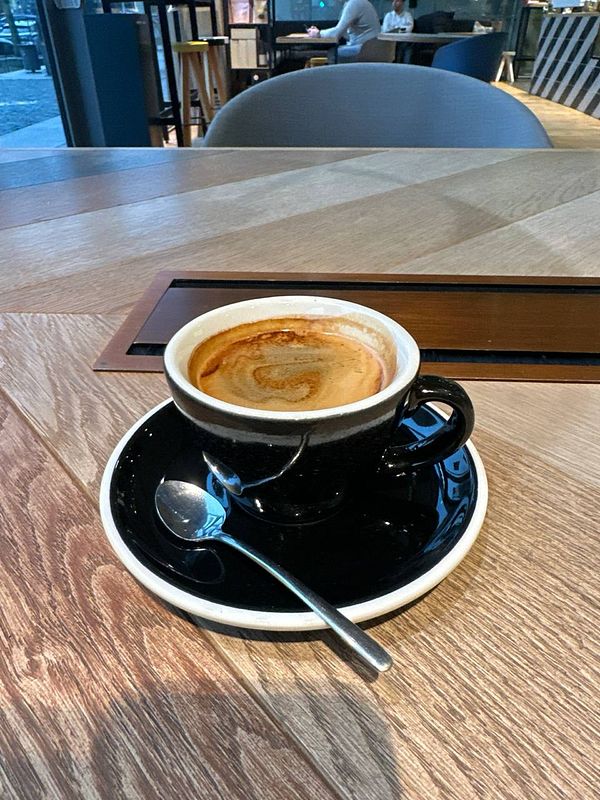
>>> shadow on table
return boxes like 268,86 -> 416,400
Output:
3,684 -> 404,799
93,688 -> 402,800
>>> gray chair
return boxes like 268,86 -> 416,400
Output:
203,63 -> 552,148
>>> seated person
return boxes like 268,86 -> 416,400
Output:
307,0 -> 381,63
381,0 -> 414,33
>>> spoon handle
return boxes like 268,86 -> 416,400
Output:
214,530 -> 393,673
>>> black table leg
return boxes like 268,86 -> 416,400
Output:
157,0 -> 184,147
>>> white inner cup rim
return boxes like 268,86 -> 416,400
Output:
163,295 -> 421,421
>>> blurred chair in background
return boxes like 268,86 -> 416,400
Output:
432,32 -> 507,83
203,63 -> 551,148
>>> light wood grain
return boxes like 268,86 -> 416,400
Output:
1,311 -> 598,800
465,381 -> 600,488
0,149 -> 373,233
1,148 -> 599,800
0,398 -> 341,800
175,150 -> 600,279
55,148 -> 597,294
0,152 -> 413,299
6,148 -> 600,316
495,82 -> 600,149
0,149 -> 527,314
399,187 -> 600,276
0,313 -> 168,488
0,148 -> 200,193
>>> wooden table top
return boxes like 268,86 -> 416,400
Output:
1,147 -> 599,800
378,32 -> 475,43
276,34 -> 339,45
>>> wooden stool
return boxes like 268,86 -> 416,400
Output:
305,57 -> 329,68
172,41 -> 213,147
495,51 -> 516,84
195,37 -> 230,114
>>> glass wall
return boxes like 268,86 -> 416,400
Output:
0,0 -> 66,146
273,0 -> 516,31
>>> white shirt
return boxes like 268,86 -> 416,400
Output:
320,0 -> 381,46
381,10 -> 414,33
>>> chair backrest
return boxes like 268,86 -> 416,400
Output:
203,63 -> 552,148
414,11 -> 455,33
356,37 -> 396,63
432,32 -> 507,83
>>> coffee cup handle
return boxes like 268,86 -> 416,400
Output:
381,375 -> 475,472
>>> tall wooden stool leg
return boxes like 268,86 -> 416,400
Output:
201,49 -> 216,117
173,41 -> 211,144
190,54 -> 214,126
207,46 -> 229,106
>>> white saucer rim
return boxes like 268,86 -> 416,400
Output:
99,398 -> 488,631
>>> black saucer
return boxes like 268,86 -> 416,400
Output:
101,400 -> 485,629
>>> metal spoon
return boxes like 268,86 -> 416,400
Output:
155,480 -> 393,673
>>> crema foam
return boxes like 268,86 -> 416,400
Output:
188,317 -> 391,412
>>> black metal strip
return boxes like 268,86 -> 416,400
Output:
421,350 -> 600,366
126,343 -> 600,366
156,0 -> 184,147
128,344 -> 166,356
170,279 -> 600,295
35,0 -> 73,146
145,2 -> 166,120
188,2 -> 199,39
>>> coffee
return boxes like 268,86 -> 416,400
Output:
188,317 -> 390,411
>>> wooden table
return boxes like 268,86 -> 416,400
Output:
275,34 -> 340,63
1,148 -> 599,800
275,34 -> 339,45
378,31 -> 476,44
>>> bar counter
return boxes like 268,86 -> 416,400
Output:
530,11 -> 600,118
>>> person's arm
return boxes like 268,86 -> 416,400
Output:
404,11 -> 414,33
320,0 -> 361,39
381,12 -> 393,33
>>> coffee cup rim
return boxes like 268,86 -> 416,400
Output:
163,295 -> 420,421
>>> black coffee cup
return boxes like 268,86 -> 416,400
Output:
164,296 -> 474,524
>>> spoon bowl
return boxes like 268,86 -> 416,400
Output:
156,480 -> 226,540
